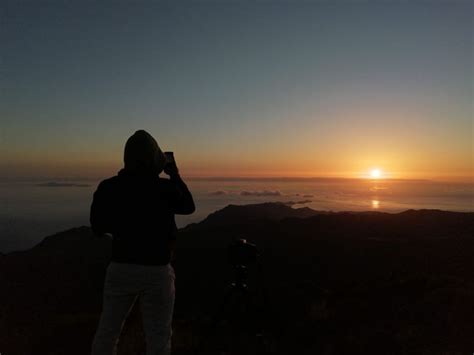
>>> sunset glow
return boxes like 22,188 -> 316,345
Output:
0,2 -> 472,183
371,200 -> 380,209
370,169 -> 382,179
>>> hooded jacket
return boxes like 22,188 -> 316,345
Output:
90,130 -> 195,265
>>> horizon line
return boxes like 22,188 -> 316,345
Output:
2,175 -> 473,183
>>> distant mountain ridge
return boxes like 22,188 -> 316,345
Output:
185,202 -> 325,228
3,203 -> 472,255
184,202 -> 473,239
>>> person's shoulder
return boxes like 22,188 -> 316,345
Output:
96,176 -> 120,190
102,175 -> 119,183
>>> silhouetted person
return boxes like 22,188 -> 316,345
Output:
90,130 -> 195,355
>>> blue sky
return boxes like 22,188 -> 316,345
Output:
1,0 -> 472,180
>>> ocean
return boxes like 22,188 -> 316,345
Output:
1,177 -> 472,253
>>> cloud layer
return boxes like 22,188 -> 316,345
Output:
209,190 -> 228,196
283,200 -> 313,206
35,182 -> 91,187
240,190 -> 281,197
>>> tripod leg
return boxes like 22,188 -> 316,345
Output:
194,284 -> 237,355
254,263 -> 285,354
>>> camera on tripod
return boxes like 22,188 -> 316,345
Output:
227,238 -> 259,288
196,238 -> 271,354
228,238 -> 259,267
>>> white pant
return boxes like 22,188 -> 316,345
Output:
91,262 -> 175,355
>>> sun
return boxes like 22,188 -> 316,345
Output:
370,168 -> 382,179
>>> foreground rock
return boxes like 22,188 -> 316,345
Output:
1,203 -> 473,354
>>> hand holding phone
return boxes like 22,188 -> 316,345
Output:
164,151 -> 179,177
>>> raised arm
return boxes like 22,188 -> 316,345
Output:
169,174 -> 195,215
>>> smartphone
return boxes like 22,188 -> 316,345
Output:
164,151 -> 175,164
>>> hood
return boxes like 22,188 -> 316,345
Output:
122,130 -> 166,175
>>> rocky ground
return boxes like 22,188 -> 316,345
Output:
1,203 -> 473,354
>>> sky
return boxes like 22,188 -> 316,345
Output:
1,0 -> 472,181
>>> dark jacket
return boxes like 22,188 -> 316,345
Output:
90,168 -> 195,265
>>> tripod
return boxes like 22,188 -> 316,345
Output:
194,262 -> 270,355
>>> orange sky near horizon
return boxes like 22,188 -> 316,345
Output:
1,2 -> 472,184
1,142 -> 472,182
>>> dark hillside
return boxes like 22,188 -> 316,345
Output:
1,203 -> 473,354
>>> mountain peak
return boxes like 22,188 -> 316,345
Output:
189,202 -> 322,229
